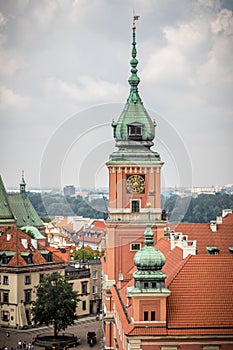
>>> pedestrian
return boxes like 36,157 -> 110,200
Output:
6,332 -> 9,338
17,340 -> 22,349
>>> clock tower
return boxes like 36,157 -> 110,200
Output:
103,19 -> 166,348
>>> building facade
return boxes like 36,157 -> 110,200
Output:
0,228 -> 66,328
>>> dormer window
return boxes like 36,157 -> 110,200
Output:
40,250 -> 52,262
0,252 -> 14,265
128,122 -> 143,140
206,247 -> 220,255
21,252 -> 33,264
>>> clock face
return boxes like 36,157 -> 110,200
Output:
126,175 -> 145,194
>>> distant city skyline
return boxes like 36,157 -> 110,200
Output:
1,1 -> 233,189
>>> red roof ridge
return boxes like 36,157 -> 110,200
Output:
167,253 -> 193,288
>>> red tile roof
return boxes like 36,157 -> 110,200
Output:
155,238 -> 186,286
90,220 -> 106,229
0,228 -> 66,269
167,254 -> 233,331
170,213 -> 233,255
111,241 -> 233,338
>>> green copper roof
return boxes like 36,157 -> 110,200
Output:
109,22 -> 162,165
129,208 -> 169,293
8,193 -> 44,228
134,223 -> 166,271
20,171 -> 26,193
0,175 -> 15,220
20,171 -> 26,186
21,225 -> 45,239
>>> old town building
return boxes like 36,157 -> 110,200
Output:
0,227 -> 66,328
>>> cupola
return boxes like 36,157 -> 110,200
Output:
126,207 -> 171,325
132,209 -> 167,291
110,20 -> 161,164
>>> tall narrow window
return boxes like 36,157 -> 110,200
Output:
24,290 -> 32,303
82,300 -> 86,310
151,311 -> 156,321
81,281 -> 88,294
144,311 -> 148,321
25,275 -> 31,285
131,200 -> 140,213
3,276 -> 9,285
3,291 -> 9,303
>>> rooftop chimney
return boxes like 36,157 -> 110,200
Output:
31,239 -> 38,250
210,221 -> 217,232
21,238 -> 28,249
222,209 -> 232,217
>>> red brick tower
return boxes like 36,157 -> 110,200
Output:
103,18 -> 167,349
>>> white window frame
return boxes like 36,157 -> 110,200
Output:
130,243 -> 141,251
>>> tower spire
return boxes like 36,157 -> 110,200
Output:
20,170 -> 26,194
128,13 -> 140,103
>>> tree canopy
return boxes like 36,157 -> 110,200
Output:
73,247 -> 104,261
27,192 -> 105,219
32,272 -> 79,337
162,193 -> 233,223
27,191 -> 233,223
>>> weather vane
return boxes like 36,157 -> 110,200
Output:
133,10 -> 140,27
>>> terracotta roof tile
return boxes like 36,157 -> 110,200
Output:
0,227 -> 65,268
155,238 -> 186,286
167,255 -> 233,331
170,213 -> 233,255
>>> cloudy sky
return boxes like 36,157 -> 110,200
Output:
1,0 -> 233,190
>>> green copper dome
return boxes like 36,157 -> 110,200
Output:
128,207 -> 169,292
134,225 -> 166,271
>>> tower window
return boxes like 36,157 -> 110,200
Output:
131,200 -> 140,213
128,123 -> 143,140
151,311 -> 156,321
144,311 -> 148,321
130,243 -> 141,251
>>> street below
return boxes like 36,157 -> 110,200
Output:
0,316 -> 104,349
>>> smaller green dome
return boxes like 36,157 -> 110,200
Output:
134,224 -> 166,271
134,244 -> 166,270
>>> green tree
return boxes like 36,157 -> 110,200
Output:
74,247 -> 95,261
32,272 -> 79,338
